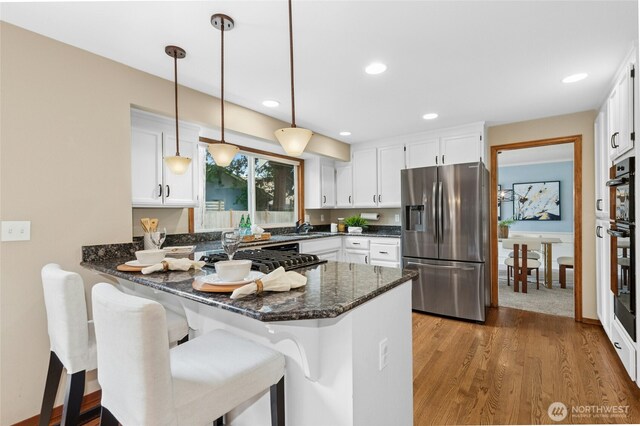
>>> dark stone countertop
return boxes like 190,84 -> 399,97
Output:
81,257 -> 417,322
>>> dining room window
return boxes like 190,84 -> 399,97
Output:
195,146 -> 299,231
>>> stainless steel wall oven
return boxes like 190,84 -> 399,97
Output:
607,157 -> 635,341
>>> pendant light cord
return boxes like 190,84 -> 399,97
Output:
173,53 -> 181,155
220,23 -> 226,143
288,0 -> 296,128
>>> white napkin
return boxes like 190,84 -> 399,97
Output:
141,258 -> 205,275
251,224 -> 265,234
230,266 -> 307,299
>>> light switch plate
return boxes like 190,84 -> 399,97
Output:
395,214 -> 400,223
1,221 -> 31,241
320,214 -> 325,222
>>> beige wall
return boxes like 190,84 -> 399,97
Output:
0,23 -> 348,424
487,110 -> 598,319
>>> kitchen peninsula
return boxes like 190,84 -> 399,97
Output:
81,238 -> 416,426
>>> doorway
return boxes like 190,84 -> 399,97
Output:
490,135 -> 583,321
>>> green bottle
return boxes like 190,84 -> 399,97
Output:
245,215 -> 252,235
239,215 -> 245,233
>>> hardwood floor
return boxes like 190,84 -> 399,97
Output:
413,307 -> 640,425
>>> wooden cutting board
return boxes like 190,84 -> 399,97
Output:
192,278 -> 246,293
116,264 -> 145,272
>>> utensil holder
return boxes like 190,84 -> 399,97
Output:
143,233 -> 154,250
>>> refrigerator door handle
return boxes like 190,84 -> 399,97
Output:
438,182 -> 444,240
406,261 -> 476,272
432,182 -> 438,243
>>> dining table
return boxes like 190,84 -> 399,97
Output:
501,236 -> 563,288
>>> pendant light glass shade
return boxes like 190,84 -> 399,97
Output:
164,45 -> 191,175
274,127 -> 312,157
207,143 -> 239,167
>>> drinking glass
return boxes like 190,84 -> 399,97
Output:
221,230 -> 242,260
150,227 -> 167,250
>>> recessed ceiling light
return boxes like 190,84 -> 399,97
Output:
365,62 -> 387,75
562,73 -> 588,83
422,113 -> 439,120
262,100 -> 280,107
339,131 -> 351,136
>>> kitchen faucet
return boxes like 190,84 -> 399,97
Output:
295,220 -> 313,234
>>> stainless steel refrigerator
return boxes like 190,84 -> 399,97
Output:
402,162 -> 490,322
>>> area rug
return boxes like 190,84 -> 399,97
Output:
498,269 -> 574,318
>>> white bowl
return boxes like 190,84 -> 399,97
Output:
135,249 -> 167,265
215,260 -> 252,282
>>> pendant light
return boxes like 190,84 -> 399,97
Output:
208,14 -> 239,167
164,45 -> 192,175
274,0 -> 312,157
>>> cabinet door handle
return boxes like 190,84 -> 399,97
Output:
379,251 -> 389,254
435,156 -> 438,165
596,199 -> 603,211
442,155 -> 445,164
373,195 -> 376,203
365,255 -> 368,264
614,342 -> 622,350
378,195 -> 381,203
353,242 -> 361,245
323,195 -> 326,204
611,132 -> 620,148
349,195 -> 351,204
166,185 -> 170,198
158,184 -> 163,198
596,226 -> 603,238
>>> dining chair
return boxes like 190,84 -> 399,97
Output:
503,240 -> 541,293
39,264 -> 189,426
91,282 -> 286,426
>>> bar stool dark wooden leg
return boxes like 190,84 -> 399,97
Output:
270,377 -> 285,426
62,370 -> 85,426
39,351 -> 64,426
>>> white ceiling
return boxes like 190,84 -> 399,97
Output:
498,143 -> 574,166
1,1 -> 637,144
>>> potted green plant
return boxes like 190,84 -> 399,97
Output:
344,215 -> 368,233
498,217 -> 516,239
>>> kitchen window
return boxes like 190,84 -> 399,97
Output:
194,145 -> 299,231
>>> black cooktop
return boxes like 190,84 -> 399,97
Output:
200,249 -> 327,273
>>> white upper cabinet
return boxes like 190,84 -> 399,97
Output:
377,145 -> 405,207
352,148 -> 378,207
440,133 -> 482,165
594,108 -> 610,218
131,110 -> 200,208
335,164 -> 353,207
321,164 -> 336,207
304,156 -> 336,209
162,134 -> 198,206
608,59 -> 635,161
406,138 -> 439,168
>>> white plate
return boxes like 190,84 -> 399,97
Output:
125,260 -> 158,267
199,271 -> 264,286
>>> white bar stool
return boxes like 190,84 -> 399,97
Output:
91,282 -> 286,426
39,264 -> 189,426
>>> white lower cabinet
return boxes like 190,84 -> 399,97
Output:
344,249 -> 369,265
299,237 -> 343,262
611,318 -> 637,380
595,220 -> 612,338
369,239 -> 401,268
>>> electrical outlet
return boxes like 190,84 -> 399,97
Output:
395,214 -> 400,223
379,338 -> 389,371
1,221 -> 31,241
320,214 -> 325,222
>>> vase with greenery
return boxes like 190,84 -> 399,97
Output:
498,217 -> 516,239
344,215 -> 368,233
